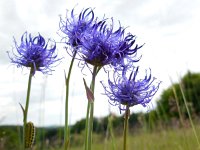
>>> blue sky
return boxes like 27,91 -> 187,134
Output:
0,0 -> 200,126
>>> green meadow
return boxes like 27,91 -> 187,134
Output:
1,123 -> 200,150
1,71 -> 200,150
69,127 -> 200,150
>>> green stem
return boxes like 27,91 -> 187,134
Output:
169,77 -> 184,127
23,67 -> 34,150
88,102 -> 94,150
109,114 -> 116,150
84,66 -> 99,150
64,51 -> 77,150
88,66 -> 98,150
179,82 -> 200,148
84,101 -> 91,150
123,106 -> 129,150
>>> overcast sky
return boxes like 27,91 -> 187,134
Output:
0,0 -> 200,126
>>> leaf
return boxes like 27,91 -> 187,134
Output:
83,78 -> 94,102
64,70 -> 68,85
19,103 -> 25,117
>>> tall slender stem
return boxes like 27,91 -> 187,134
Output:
84,100 -> 91,150
23,67 -> 33,150
88,102 -> 94,150
64,51 -> 77,150
123,106 -> 129,150
84,66 -> 99,150
109,115 -> 116,150
88,66 -> 98,150
179,82 -> 200,147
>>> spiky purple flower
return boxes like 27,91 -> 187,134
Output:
59,7 -> 142,69
59,7 -> 96,48
80,20 -> 117,67
101,66 -> 161,111
8,32 -> 60,75
80,19 -> 142,68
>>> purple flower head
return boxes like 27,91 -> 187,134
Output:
79,19 -> 142,68
101,66 -> 161,111
8,32 -> 60,75
59,7 -> 96,48
80,20 -> 116,67
59,7 -> 142,70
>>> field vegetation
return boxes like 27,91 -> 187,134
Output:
1,71 -> 200,150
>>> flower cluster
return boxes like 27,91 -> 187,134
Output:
59,7 -> 160,111
8,32 -> 60,75
7,7 -> 161,150
101,67 -> 161,111
59,8 -> 142,68
8,7 -> 160,112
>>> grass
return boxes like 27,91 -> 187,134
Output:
1,122 -> 200,150
61,125 -> 200,150
0,124 -> 200,150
